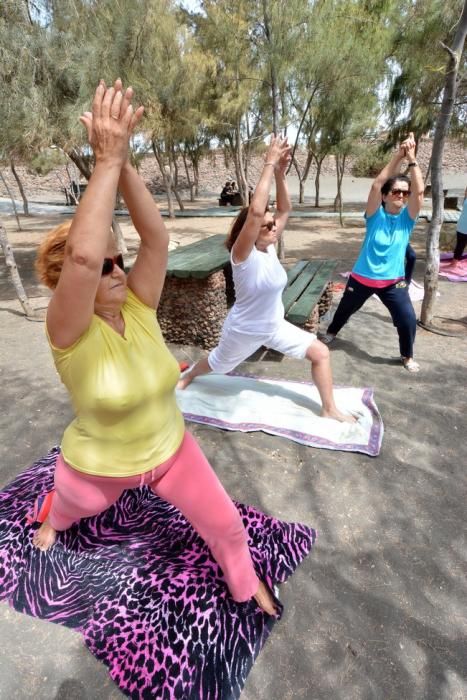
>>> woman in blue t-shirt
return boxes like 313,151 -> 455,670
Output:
322,133 -> 425,372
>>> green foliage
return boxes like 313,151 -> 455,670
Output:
0,0 -> 465,187
386,0 -> 466,144
28,148 -> 67,176
351,143 -> 391,177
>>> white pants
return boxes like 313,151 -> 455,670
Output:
208,319 -> 317,374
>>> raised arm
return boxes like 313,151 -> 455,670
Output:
366,141 -> 407,217
404,134 -> 424,220
46,82 -> 133,349
81,80 -> 166,308
119,161 -> 169,309
232,136 -> 291,263
274,148 -> 292,236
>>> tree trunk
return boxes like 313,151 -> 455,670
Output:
424,153 -> 432,187
292,151 -> 312,205
0,222 -> 38,318
66,148 -> 92,180
314,157 -> 324,208
10,160 -> 29,216
170,150 -> 185,212
182,152 -> 195,202
335,154 -> 346,227
193,159 -> 200,198
421,0 -> 467,327
262,0 -> 279,135
111,216 -> 128,255
173,185 -> 185,212
287,86 -> 319,174
292,157 -> 305,204
270,64 -> 279,135
0,170 -> 22,230
152,141 -> 175,219
234,123 -> 248,205
170,146 -> 180,189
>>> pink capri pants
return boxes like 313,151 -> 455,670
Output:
49,431 -> 259,602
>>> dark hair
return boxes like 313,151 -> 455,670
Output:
225,207 -> 250,251
225,203 -> 271,251
381,175 -> 410,196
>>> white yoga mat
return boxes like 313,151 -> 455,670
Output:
176,373 -> 384,456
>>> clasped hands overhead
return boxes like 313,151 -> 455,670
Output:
79,78 -> 145,166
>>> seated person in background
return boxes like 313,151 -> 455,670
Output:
219,181 -> 233,206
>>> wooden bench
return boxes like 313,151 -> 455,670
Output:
282,259 -> 338,333
157,234 -> 231,349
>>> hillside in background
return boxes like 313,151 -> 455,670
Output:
1,138 -> 466,204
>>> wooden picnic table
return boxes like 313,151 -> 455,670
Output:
157,235 -> 338,349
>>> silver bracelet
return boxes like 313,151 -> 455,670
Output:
264,162 -> 276,167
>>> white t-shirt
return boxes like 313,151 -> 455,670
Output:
226,244 -> 288,334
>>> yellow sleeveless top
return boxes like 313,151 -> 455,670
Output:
47,288 -> 185,477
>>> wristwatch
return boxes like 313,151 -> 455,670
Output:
408,161 -> 418,167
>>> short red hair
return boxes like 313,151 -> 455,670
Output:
35,220 -> 73,289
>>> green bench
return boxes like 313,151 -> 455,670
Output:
282,259 -> 338,332
164,234 -> 229,279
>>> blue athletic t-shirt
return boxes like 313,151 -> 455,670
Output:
352,205 -> 417,280
456,198 -> 467,235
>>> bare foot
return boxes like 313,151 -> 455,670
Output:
253,580 -> 277,616
32,518 -> 57,551
321,408 -> 357,424
177,372 -> 194,390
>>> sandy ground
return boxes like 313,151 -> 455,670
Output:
0,202 -> 466,700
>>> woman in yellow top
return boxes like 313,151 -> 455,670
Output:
33,79 -> 276,615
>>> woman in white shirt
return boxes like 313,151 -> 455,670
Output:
179,136 -> 353,424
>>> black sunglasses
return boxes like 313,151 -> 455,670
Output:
102,254 -> 125,276
261,219 -> 277,231
390,188 -> 410,197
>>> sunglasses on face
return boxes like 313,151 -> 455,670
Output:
261,219 -> 277,231
102,254 -> 125,276
390,188 -> 410,197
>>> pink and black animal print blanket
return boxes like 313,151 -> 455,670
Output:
0,448 -> 315,699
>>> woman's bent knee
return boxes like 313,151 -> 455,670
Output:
306,339 -> 329,363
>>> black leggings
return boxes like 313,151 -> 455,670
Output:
405,244 -> 416,284
327,276 -> 417,358
453,231 -> 467,260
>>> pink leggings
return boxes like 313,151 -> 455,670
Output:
49,431 -> 259,602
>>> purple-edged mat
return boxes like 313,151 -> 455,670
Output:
176,373 -> 384,457
439,252 -> 467,282
0,448 -> 316,700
